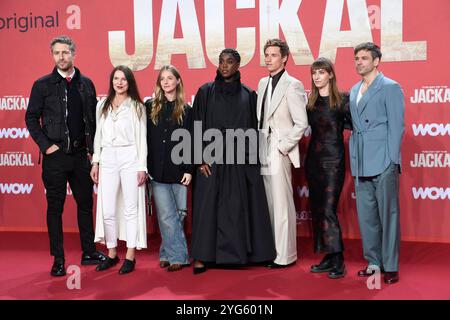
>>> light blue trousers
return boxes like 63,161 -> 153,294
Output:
151,181 -> 189,265
355,162 -> 401,272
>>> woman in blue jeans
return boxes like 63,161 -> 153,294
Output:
145,65 -> 192,272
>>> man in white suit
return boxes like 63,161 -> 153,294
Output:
257,39 -> 308,268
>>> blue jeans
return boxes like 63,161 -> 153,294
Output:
151,181 -> 189,265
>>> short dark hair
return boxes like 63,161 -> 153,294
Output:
264,39 -> 290,58
354,42 -> 382,60
50,35 -> 76,54
219,48 -> 241,63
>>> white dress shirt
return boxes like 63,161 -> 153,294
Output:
101,97 -> 135,147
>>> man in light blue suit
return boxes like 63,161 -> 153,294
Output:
349,42 -> 404,284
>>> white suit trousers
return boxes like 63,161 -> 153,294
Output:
100,145 -> 139,249
262,142 -> 297,265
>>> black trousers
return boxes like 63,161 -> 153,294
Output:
42,149 -> 96,258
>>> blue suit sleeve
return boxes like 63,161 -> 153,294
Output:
385,83 -> 405,165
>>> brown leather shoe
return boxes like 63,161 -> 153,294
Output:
167,264 -> 183,272
159,260 -> 170,268
384,272 -> 399,284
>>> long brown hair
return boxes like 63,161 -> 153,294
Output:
150,65 -> 186,125
307,57 -> 342,110
102,65 -> 144,117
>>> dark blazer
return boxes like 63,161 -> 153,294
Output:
145,99 -> 193,184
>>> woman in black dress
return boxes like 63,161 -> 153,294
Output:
305,57 -> 351,279
190,49 -> 276,274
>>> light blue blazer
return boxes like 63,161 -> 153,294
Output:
349,73 -> 405,179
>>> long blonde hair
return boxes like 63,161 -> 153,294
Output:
307,57 -> 342,110
150,65 -> 185,125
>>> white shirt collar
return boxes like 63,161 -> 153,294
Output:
57,68 -> 76,79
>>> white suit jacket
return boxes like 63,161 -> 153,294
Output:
257,71 -> 308,168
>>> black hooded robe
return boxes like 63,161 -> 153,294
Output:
190,72 -> 276,264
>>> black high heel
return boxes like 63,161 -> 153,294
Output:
119,258 -> 136,274
193,261 -> 207,275
96,256 -> 119,272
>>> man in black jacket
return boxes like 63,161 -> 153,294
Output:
25,36 -> 106,276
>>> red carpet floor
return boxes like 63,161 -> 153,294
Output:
0,232 -> 449,300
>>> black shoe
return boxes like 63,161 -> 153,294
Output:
81,250 -> 107,265
310,254 -> 334,273
119,259 -> 136,274
266,261 -> 296,269
96,256 -> 119,271
193,266 -> 207,274
50,258 -> 66,277
193,261 -> 207,275
357,265 -> 384,277
328,263 -> 346,279
167,264 -> 183,272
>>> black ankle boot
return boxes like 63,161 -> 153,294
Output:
328,253 -> 346,279
310,254 -> 334,273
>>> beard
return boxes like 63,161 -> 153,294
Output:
57,61 -> 73,72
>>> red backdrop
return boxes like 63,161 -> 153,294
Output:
1,0 -> 449,243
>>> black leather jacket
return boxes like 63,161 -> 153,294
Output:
25,67 -> 97,154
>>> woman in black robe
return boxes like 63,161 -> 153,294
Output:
190,49 -> 276,274
305,57 -> 352,279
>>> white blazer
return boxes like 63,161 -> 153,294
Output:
257,71 -> 308,168
93,98 -> 148,249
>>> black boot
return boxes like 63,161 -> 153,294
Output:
310,254 -> 334,273
328,252 -> 346,279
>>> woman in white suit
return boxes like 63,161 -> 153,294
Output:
90,65 -> 147,274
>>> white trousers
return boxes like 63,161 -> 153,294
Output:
262,144 -> 298,265
100,145 -> 139,249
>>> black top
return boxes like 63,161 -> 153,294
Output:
306,94 -> 352,164
146,99 -> 193,184
65,73 -> 86,152
269,68 -> 285,93
194,71 -> 259,163
259,69 -> 285,129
